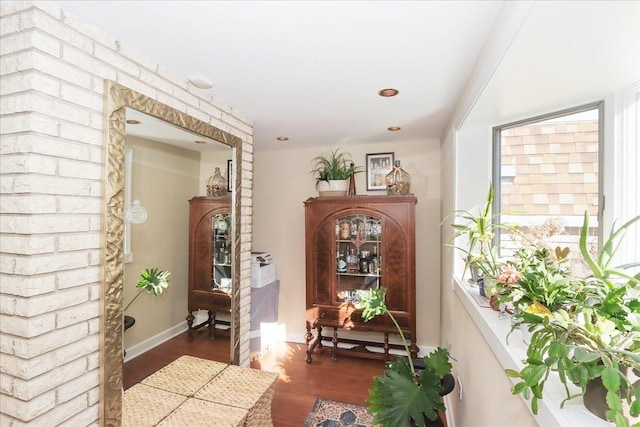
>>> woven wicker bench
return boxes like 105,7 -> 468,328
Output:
123,355 -> 279,427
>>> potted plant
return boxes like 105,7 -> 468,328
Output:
447,182 -> 640,425
310,147 -> 362,196
361,287 -> 454,427
502,212 -> 640,426
445,184 -> 518,296
495,246 -> 580,314
124,267 -> 171,329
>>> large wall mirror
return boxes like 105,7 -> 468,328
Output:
100,81 -> 243,424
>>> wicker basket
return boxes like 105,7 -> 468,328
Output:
122,383 -> 186,427
141,355 -> 228,396
127,355 -> 278,426
157,398 -> 248,427
195,365 -> 279,427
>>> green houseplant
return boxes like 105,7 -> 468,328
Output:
447,183 -> 639,425
124,267 -> 171,313
310,147 -> 362,194
446,185 -> 518,282
503,212 -> 640,427
361,288 -> 454,427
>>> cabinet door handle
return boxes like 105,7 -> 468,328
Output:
319,311 -> 326,318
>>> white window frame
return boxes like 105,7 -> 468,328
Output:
491,101 -> 605,251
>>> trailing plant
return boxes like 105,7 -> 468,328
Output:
504,212 -> 640,427
361,288 -> 453,427
310,147 -> 362,188
124,267 -> 171,312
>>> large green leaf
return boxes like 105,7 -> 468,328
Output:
367,366 -> 444,427
422,347 -> 453,378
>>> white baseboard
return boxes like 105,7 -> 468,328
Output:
124,321 -> 187,362
443,394 -> 456,427
124,311 -> 231,363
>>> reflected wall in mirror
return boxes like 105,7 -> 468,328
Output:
101,81 -> 244,425
122,108 -> 232,352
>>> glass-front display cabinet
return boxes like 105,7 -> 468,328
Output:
304,195 -> 417,363
335,214 -> 382,307
187,196 -> 232,340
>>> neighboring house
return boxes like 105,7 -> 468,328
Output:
1,1 -> 637,426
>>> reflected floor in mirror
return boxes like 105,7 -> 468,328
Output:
123,329 -> 233,389
123,331 -> 386,427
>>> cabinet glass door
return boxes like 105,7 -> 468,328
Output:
211,213 -> 232,293
334,214 -> 381,308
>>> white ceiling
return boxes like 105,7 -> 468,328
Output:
55,1 -> 503,151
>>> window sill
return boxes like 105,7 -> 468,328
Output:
452,276 -> 610,427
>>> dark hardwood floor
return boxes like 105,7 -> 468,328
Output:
123,329 -> 386,426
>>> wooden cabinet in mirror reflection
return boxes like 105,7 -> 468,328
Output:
187,196 -> 233,340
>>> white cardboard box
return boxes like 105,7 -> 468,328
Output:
251,263 -> 276,288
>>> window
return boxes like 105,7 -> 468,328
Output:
492,103 -> 603,275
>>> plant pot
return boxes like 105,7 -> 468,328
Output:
409,363 -> 455,427
584,366 -> 639,422
124,315 -> 135,331
407,373 -> 454,427
318,179 -> 348,197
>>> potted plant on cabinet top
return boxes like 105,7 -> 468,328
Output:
124,267 -> 171,330
361,288 -> 454,427
310,147 -> 362,197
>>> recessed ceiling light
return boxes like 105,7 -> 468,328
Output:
388,126 -> 401,131
276,136 -> 289,141
126,119 -> 141,125
378,88 -> 399,97
195,140 -> 207,144
188,74 -> 214,89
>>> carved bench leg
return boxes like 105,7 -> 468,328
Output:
317,325 -> 323,349
410,338 -> 419,360
186,312 -> 195,341
331,327 -> 338,361
208,311 -> 216,340
384,333 -> 390,361
305,321 -> 314,363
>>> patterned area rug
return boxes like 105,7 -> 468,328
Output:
303,398 -> 375,427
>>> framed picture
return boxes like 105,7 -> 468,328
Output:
366,152 -> 394,191
227,159 -> 233,192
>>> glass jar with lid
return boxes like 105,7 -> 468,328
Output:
206,167 -> 227,197
385,160 -> 411,195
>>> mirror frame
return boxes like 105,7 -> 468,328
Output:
100,81 -> 244,425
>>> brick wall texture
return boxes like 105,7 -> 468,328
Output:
501,120 -> 599,217
0,2 -> 254,425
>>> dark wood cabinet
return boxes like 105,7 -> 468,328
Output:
187,196 -> 232,340
304,195 -> 417,362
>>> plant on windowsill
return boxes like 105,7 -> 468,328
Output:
361,288 -> 454,427
445,184 -> 518,295
310,147 -> 362,196
502,212 -> 640,427
447,181 -> 639,425
123,268 -> 171,330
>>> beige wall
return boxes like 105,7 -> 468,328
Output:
439,125 -> 537,425
123,136 -> 199,348
253,138 -> 442,348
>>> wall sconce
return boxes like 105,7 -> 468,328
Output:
126,200 -> 147,224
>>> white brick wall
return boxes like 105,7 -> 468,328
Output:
0,1 -> 253,425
